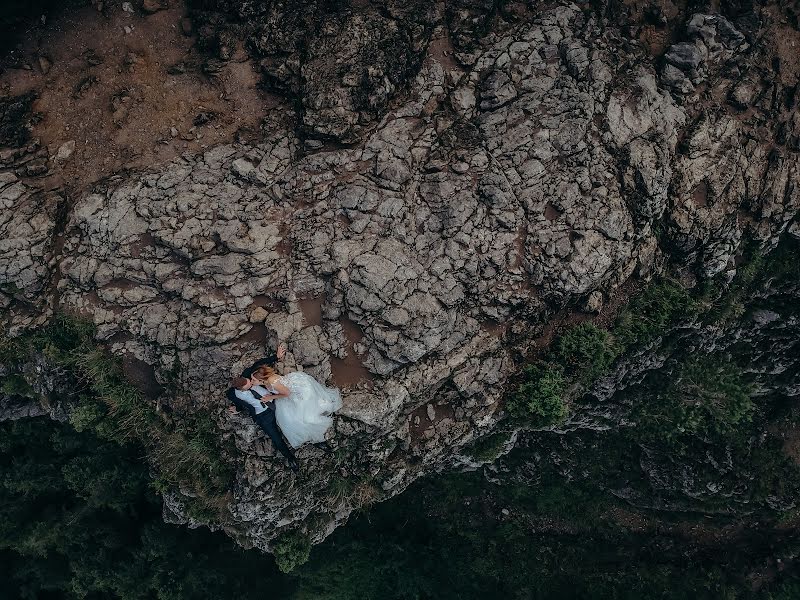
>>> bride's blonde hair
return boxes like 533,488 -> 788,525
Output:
252,366 -> 277,381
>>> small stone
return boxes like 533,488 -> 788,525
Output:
583,290 -> 603,314
170,127 -> 178,138
56,140 -> 76,161
142,0 -> 165,13
83,49 -> 104,66
26,160 -> 48,176
37,55 -> 52,75
122,2 -> 134,13
232,158 -> 255,178
728,81 -> 755,109
193,111 -> 216,126
451,161 -> 469,174
0,172 -> 18,187
664,42 -> 704,71
167,62 -> 187,75
123,25 -> 133,34
501,508 -> 510,516
249,306 -> 268,323
123,51 -> 139,71
426,404 -> 436,421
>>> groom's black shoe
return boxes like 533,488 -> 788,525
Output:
288,457 -> 300,473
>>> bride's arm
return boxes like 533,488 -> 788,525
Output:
260,378 -> 290,402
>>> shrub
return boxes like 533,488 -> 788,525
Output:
635,354 -> 754,447
553,322 -> 617,384
272,530 -> 312,573
0,373 -> 34,397
326,475 -> 382,510
675,355 -> 754,435
327,475 -> 356,506
701,239 -> 800,325
68,397 -> 107,433
0,329 -> 26,365
509,364 -> 567,425
466,432 -> 511,462
613,279 -> 695,351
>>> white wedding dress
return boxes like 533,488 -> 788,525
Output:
274,371 -> 342,448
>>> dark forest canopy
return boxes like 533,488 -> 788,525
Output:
2,416 -> 800,600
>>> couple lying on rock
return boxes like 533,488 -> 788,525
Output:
226,343 -> 342,472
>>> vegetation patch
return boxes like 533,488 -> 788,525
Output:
465,431 -> 512,462
0,373 -> 34,397
508,363 -> 567,425
632,351 -> 756,447
554,322 -> 617,383
0,417 -> 294,598
326,474 -> 382,510
272,530 -> 312,573
0,314 -> 233,518
511,236 -> 800,431
612,278 -> 696,351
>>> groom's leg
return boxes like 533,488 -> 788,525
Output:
254,408 -> 295,461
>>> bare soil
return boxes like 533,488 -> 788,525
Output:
0,0 -> 275,193
330,317 -> 374,389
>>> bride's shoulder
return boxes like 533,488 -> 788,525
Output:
269,372 -> 294,385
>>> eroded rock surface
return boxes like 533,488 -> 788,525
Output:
1,1 -> 799,551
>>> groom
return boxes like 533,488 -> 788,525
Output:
226,343 -> 300,472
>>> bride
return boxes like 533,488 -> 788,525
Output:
250,365 -> 342,449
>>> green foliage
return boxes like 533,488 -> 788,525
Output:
327,475 -> 357,505
509,363 -> 567,425
671,355 -> 754,436
272,530 -> 312,574
745,438 -> 800,508
68,396 -> 107,432
466,432 -> 511,462
613,278 -> 696,350
704,252 -> 765,324
3,415 -> 799,599
3,314 -> 232,517
0,329 -> 26,365
510,323 -> 616,425
554,322 -> 618,383
0,417 -> 292,599
510,237 -> 796,429
697,238 -> 800,326
290,467 -> 795,600
511,282 -> 695,425
0,373 -> 34,397
764,579 -> 800,600
635,354 -> 754,448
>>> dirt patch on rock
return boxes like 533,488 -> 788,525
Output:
0,0 -> 274,193
408,400 -> 456,444
330,317 -> 373,389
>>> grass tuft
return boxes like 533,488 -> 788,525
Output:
2,313 -> 233,518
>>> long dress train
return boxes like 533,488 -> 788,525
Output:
273,371 -> 342,448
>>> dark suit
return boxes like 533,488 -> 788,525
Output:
226,355 -> 295,461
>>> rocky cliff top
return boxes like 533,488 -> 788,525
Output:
1,0 -> 798,552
